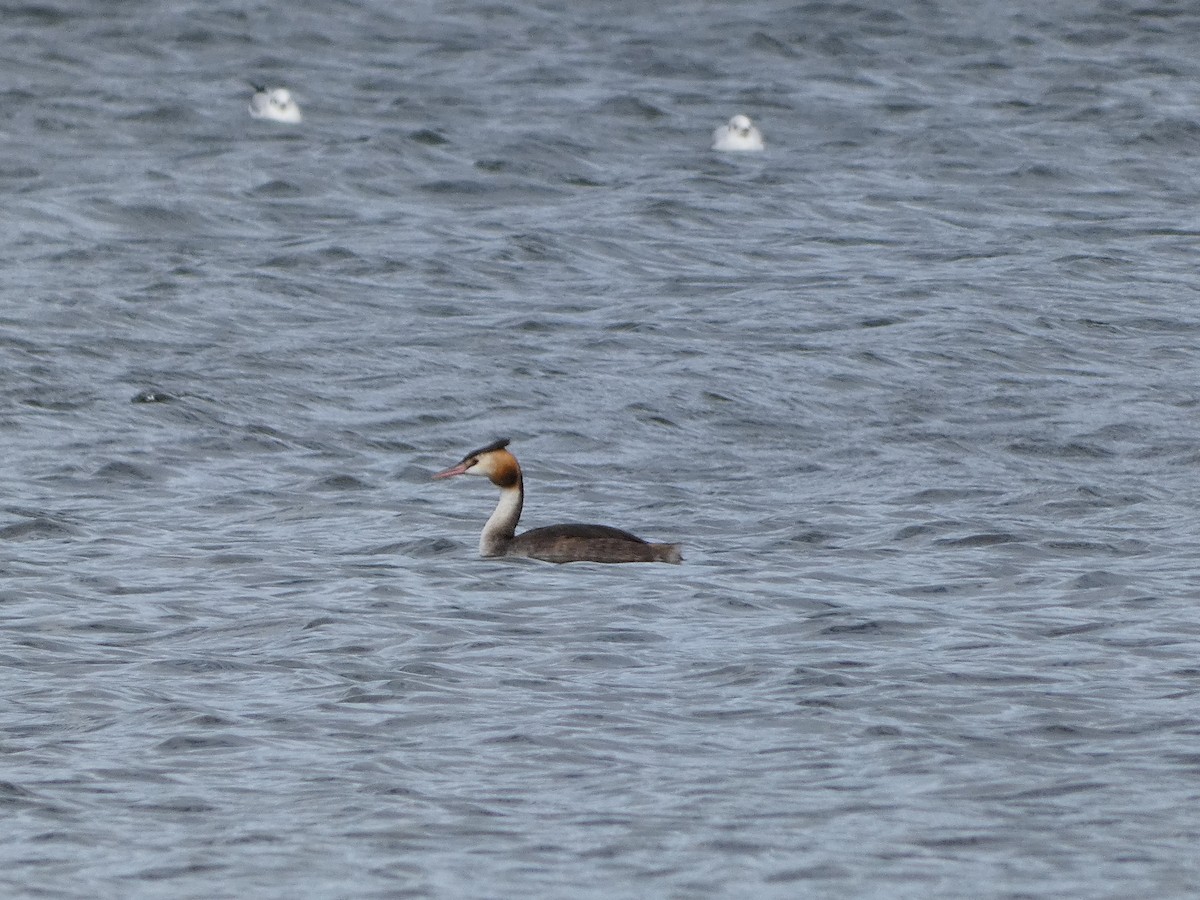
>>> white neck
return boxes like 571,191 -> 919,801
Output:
480,482 -> 523,557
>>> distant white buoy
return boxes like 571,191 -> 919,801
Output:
712,114 -> 764,152
249,85 -> 302,123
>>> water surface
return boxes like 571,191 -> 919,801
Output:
3,1 -> 1200,897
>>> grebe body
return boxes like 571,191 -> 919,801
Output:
712,114 -> 764,151
433,439 -> 682,565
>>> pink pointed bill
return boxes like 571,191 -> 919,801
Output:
432,461 -> 470,479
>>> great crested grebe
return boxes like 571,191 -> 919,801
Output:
249,84 -> 303,123
433,439 -> 682,564
712,114 -> 764,152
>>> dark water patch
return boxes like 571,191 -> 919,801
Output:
21,394 -> 93,412
594,95 -> 666,119
748,32 -> 799,58
9,4 -> 73,25
904,488 -> 1004,504
0,517 -> 80,540
1040,621 -> 1114,639
94,460 -> 156,482
147,658 -> 259,675
1007,439 -> 1115,459
582,628 -> 665,645
248,179 -> 304,198
1129,117 -> 1200,147
411,128 -> 449,145
153,735 -> 250,753
420,177 -> 566,201
878,98 -> 934,115
1070,570 -> 1129,590
0,781 -> 40,803
935,532 -> 1023,548
134,861 -> 225,881
206,553 -> 265,565
374,538 -> 460,558
818,620 -> 887,636
89,200 -> 210,235
69,617 -> 157,635
771,528 -> 837,548
1041,539 -> 1139,556
311,474 -> 370,491
914,832 -> 1005,850
121,104 -> 196,124
766,863 -> 851,883
567,652 -> 642,669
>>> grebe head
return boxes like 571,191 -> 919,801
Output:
432,438 -> 521,487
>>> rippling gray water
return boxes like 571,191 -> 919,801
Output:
4,1 -> 1200,897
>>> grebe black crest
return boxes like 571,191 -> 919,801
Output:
433,438 -> 682,565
